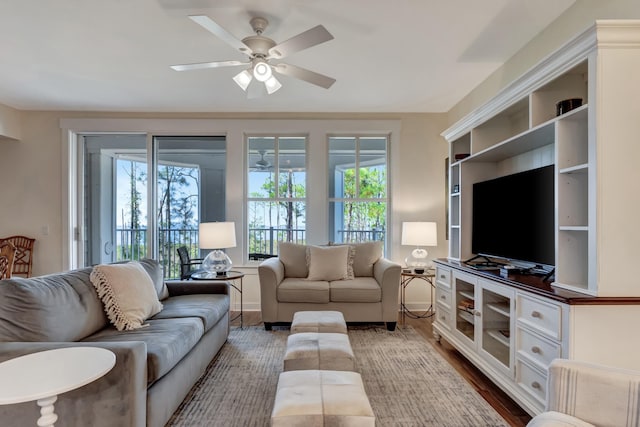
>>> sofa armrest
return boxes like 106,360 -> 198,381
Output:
0,341 -> 147,427
544,358 -> 640,426
373,257 -> 402,322
166,280 -> 230,296
258,257 -> 285,322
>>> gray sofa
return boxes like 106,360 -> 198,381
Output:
259,242 -> 401,331
0,259 -> 230,427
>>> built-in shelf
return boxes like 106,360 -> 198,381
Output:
559,164 -> 588,174
459,290 -> 474,300
486,302 -> 510,317
458,310 -> 475,325
487,329 -> 510,347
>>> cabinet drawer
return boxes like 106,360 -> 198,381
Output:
435,304 -> 452,331
516,326 -> 561,371
516,359 -> 547,406
516,294 -> 562,340
435,267 -> 451,288
435,286 -> 452,310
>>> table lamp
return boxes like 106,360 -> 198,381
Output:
401,221 -> 437,273
199,222 -> 236,276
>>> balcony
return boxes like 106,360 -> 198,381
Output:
116,226 -> 385,279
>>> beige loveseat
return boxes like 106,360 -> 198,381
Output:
258,242 -> 401,331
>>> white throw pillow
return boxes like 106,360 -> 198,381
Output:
90,262 -> 163,331
306,245 -> 353,281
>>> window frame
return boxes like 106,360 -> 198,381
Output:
327,134 -> 389,247
245,133 -> 308,262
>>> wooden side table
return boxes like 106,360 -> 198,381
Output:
191,270 -> 245,328
400,269 -> 436,326
0,347 -> 115,427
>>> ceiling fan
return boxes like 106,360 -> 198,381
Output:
171,15 -> 336,95
251,150 -> 272,170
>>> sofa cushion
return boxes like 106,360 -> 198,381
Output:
151,294 -> 229,333
90,262 -> 163,331
279,242 -> 309,278
306,245 -> 352,281
0,267 -> 109,342
277,278 -> 330,303
82,317 -> 204,385
138,258 -> 169,300
330,278 -> 381,303
331,241 -> 382,277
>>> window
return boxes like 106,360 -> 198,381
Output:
82,134 -> 226,278
328,135 -> 388,245
247,135 -> 306,259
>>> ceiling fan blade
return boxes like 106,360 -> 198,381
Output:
170,60 -> 247,71
268,25 -> 334,59
188,15 -> 252,55
274,63 -> 336,89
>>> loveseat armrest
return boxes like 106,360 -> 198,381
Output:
0,341 -> 147,427
373,257 -> 402,323
541,358 -> 640,427
258,257 -> 285,323
166,280 -> 230,296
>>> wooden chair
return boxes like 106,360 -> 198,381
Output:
0,241 -> 17,279
0,236 -> 35,278
176,246 -> 203,279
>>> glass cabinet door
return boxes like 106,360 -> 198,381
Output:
480,280 -> 514,373
454,273 -> 476,344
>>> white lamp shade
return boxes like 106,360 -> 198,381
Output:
199,222 -> 236,249
401,222 -> 438,246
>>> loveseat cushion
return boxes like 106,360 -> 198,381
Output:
306,245 -> 353,281
151,294 -> 229,333
329,278 -> 382,303
331,241 -> 382,277
278,242 -> 309,278
0,267 -> 109,342
82,317 -> 204,385
277,278 -> 329,303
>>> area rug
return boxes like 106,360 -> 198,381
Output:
167,325 -> 509,426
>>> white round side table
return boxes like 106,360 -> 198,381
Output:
0,347 -> 116,427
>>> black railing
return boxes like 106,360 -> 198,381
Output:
116,226 -> 385,278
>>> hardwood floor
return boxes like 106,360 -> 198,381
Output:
230,310 -> 531,427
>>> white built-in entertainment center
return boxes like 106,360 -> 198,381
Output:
434,20 -> 640,416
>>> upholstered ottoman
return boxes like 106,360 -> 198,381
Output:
284,332 -> 356,372
290,310 -> 347,334
271,370 -> 375,426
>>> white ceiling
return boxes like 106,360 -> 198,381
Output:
0,0 -> 575,113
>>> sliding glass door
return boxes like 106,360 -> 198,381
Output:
81,134 -> 226,278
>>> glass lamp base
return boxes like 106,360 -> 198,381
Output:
202,250 -> 232,275
405,248 -> 429,270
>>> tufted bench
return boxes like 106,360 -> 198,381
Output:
271,370 -> 375,426
290,310 -> 348,334
284,332 -> 356,372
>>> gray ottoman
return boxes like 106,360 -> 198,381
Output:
271,370 -> 375,427
290,310 -> 347,334
284,332 -> 356,372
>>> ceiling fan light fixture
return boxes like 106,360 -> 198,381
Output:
233,69 -> 253,91
264,76 -> 282,94
253,60 -> 272,82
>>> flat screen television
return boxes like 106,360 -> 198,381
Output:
472,165 -> 555,267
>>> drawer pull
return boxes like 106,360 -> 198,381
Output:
440,295 -> 446,300
531,346 -> 541,354
531,381 -> 541,390
474,310 -> 481,317
440,315 -> 446,321
440,274 -> 446,279
531,311 -> 542,318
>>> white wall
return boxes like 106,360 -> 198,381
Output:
448,0 -> 640,125
0,110 -> 448,310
